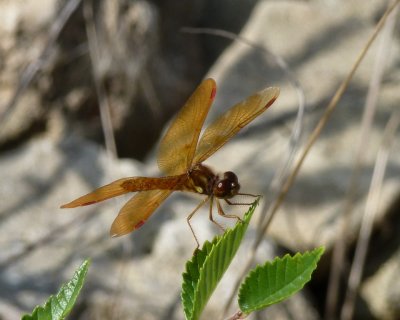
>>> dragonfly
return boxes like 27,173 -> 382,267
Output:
61,78 -> 279,247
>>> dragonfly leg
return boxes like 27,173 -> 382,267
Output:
208,197 -> 225,232
217,199 -> 242,222
225,192 -> 260,206
187,196 -> 210,249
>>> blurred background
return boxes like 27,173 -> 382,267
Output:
0,0 -> 399,319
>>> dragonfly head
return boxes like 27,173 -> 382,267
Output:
213,171 -> 240,199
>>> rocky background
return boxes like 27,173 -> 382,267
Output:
0,0 -> 399,319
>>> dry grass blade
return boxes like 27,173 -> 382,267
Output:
340,111 -> 400,320
83,0 -> 118,158
326,2 -> 400,318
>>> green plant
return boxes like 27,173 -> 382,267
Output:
22,260 -> 90,320
181,200 -> 324,320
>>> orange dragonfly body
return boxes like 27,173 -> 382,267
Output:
61,78 -> 279,246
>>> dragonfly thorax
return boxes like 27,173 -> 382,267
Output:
187,164 -> 240,199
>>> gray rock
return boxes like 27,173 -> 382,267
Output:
361,250 -> 400,320
1,0 -> 399,319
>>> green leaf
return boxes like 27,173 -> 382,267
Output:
181,198 -> 259,320
238,246 -> 324,314
22,259 -> 91,320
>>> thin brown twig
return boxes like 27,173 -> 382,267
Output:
225,310 -> 246,320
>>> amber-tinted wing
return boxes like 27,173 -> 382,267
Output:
193,86 -> 280,164
157,78 -> 216,175
61,178 -> 136,208
60,175 -> 185,208
110,190 -> 172,237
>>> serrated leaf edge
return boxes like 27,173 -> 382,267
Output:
239,247 -> 324,313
